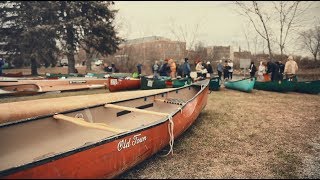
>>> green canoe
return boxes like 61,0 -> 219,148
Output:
172,77 -> 192,88
254,79 -> 296,92
140,76 -> 170,90
294,80 -> 320,94
209,76 -> 221,91
224,78 -> 255,93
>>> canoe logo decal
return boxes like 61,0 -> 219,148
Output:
147,80 -> 153,87
117,134 -> 147,151
110,79 -> 118,85
69,80 -> 87,84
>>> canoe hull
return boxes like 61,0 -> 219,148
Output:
107,77 -> 141,92
224,78 -> 255,92
254,80 -> 296,92
294,80 -> 320,94
0,78 -> 107,95
0,81 -> 209,179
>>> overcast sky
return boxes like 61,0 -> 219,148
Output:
113,1 -> 320,57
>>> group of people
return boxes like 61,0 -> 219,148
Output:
216,59 -> 233,81
195,60 -> 214,79
251,55 -> 298,82
103,63 -> 119,73
151,58 -> 192,79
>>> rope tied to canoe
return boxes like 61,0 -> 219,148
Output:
162,114 -> 174,156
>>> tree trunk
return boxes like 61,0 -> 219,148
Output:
30,57 -> 38,76
86,51 -> 93,72
67,53 -> 76,74
267,39 -> 273,59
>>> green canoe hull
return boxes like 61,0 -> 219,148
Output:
172,78 -> 192,88
254,80 -> 296,92
224,78 -> 255,93
140,76 -> 168,90
294,80 -> 320,94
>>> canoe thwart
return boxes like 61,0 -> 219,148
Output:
53,114 -> 127,133
104,103 -> 170,116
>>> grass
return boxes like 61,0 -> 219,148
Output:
116,88 -> 320,179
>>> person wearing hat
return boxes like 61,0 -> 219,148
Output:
284,55 -> 298,80
206,61 -> 213,78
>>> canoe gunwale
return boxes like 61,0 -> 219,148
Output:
0,80 -> 209,178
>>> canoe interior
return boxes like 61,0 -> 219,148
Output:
0,85 -> 200,173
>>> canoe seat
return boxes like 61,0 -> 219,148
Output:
53,114 -> 128,133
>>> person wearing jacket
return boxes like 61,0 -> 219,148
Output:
182,58 -> 191,78
168,59 -> 176,79
284,55 -> 298,79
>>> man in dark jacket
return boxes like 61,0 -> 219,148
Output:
181,58 -> 191,78
267,61 -> 281,81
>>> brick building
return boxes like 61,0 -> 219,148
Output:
106,36 -> 186,74
206,46 -> 232,61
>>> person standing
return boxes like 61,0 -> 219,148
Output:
168,59 -> 177,79
227,59 -> 234,80
257,61 -> 267,81
136,63 -> 143,75
217,60 -> 223,80
277,60 -> 285,80
249,61 -> 257,78
182,57 -> 191,78
195,60 -> 204,78
223,60 -> 230,80
267,61 -> 281,81
206,61 -> 213,78
0,57 -> 4,76
153,61 -> 160,79
159,59 -> 169,76
284,55 -> 298,80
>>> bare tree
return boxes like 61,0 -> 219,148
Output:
168,18 -> 201,57
235,1 -> 274,58
272,1 -> 312,60
300,25 -> 320,61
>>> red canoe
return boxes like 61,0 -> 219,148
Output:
1,72 -> 23,77
107,77 -> 141,92
0,80 -> 209,179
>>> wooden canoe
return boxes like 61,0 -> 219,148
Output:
107,77 -> 141,92
224,77 -> 255,92
0,78 -> 107,96
0,79 -> 209,179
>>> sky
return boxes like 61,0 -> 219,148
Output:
113,1 -> 320,57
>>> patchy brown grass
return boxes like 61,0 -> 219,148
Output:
117,88 -> 320,179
